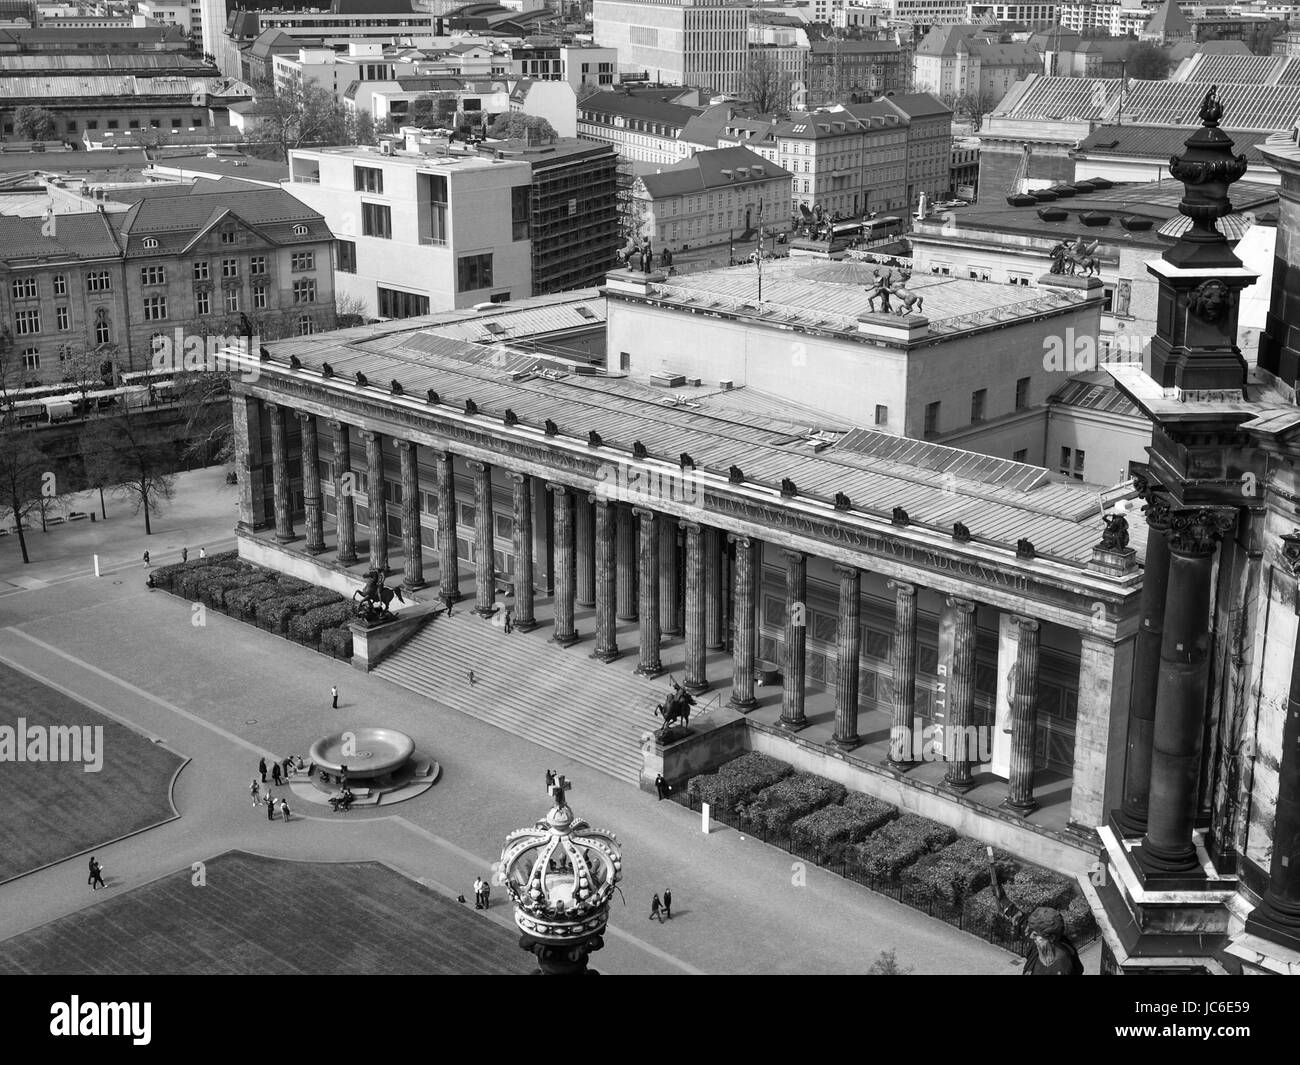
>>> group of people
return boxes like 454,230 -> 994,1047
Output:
649,889 -> 672,922
251,755 -> 302,822
87,857 -> 105,891
472,876 -> 492,910
142,546 -> 205,568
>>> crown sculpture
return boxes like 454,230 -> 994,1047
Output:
499,773 -> 623,975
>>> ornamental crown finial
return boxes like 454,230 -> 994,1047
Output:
1200,85 -> 1224,128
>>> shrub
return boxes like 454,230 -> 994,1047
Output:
193,567 -> 253,607
849,814 -> 958,882
226,581 -> 278,620
790,794 -> 899,863
738,772 -> 846,836
176,566 -> 238,600
687,752 -> 793,813
255,595 -> 297,633
902,838 -> 1020,906
321,625 -> 353,658
289,601 -> 355,643
149,562 -> 185,590
1064,893 -> 1096,943
208,570 -> 273,608
963,864 -> 1080,933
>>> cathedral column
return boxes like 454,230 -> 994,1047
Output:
830,564 -> 861,750
1116,491 -> 1172,835
705,526 -> 724,650
296,411 -> 324,554
779,549 -> 807,731
887,580 -> 918,767
729,534 -> 758,710
634,507 -> 662,677
363,430 -> 386,572
397,440 -> 424,590
942,596 -> 977,793
1138,509 -> 1234,878
1005,616 -> 1041,814
659,516 -> 680,637
510,473 -> 536,631
616,505 -> 638,620
330,419 -> 357,564
683,522 -> 708,693
549,484 -> 577,646
469,461 -> 496,616
267,401 -> 296,543
575,492 -> 595,607
591,497 -> 619,661
435,450 -> 459,603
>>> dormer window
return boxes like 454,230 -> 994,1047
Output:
143,237 -> 159,249
293,224 -> 308,236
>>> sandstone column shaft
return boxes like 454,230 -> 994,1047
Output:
267,402 -> 295,543
397,440 -> 423,589
331,419 -> 356,563
659,516 -> 680,636
591,498 -> 619,661
888,580 -> 918,766
1007,616 -> 1041,813
470,461 -> 496,616
297,411 -> 324,553
575,492 -> 595,607
705,526 -> 724,650
363,430 -> 386,572
831,565 -> 861,749
511,473 -> 536,630
683,523 -> 708,692
729,535 -> 757,710
943,597 -> 977,792
779,550 -> 807,730
634,507 -> 662,677
616,505 -> 638,620
436,450 -> 459,603
550,485 -> 577,645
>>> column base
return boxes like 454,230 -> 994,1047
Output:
829,734 -> 861,752
576,599 -> 596,609
1244,898 -> 1300,954
275,532 -> 300,544
886,755 -> 920,773
634,662 -> 664,679
1001,797 -> 1039,817
552,631 -> 580,647
513,617 -> 539,632
1133,838 -> 1203,884
306,542 -> 327,555
617,613 -> 639,623
661,626 -> 682,638
337,550 -> 358,565
706,641 -> 725,652
591,647 -> 622,663
777,715 -> 809,733
943,773 -> 976,794
439,589 -> 463,604
403,578 -> 427,592
474,604 -> 498,619
729,694 -> 757,712
1110,806 -> 1149,838
684,678 -> 710,695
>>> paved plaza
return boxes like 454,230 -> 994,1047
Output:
0,469 -> 1077,975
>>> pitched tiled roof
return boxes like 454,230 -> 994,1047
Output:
578,92 -> 703,127
0,212 -> 121,262
1077,124 -> 1274,166
639,146 -> 791,199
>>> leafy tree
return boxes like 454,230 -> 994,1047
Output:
250,80 -> 346,161
488,112 -> 558,142
344,108 -> 376,146
81,406 -> 177,535
407,94 -> 440,128
15,106 -> 57,141
0,421 -> 50,564
1126,41 -> 1170,80
745,50 -> 793,115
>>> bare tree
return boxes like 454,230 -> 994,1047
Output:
333,291 -> 369,329
956,86 -> 1002,132
745,50 -> 793,115
249,79 -> 347,161
81,407 -> 177,536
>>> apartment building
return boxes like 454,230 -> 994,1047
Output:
510,42 -> 619,92
576,90 -> 703,164
593,0 -> 751,96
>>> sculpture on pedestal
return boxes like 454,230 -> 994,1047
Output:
353,568 -> 405,624
1099,513 -> 1130,551
654,676 -> 695,740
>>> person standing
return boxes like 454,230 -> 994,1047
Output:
199,546 -> 206,559
88,858 -> 105,891
181,547 -> 188,563
468,670 -> 477,685
271,761 -> 282,787
331,685 -> 338,709
280,798 -> 291,823
142,551 -> 150,567
649,894 -> 662,923
258,757 -> 267,783
663,888 -> 672,920
504,612 -> 513,635
250,778 -> 261,807
265,792 -> 275,821
480,878 -> 490,911
473,876 -> 485,910
655,774 -> 669,801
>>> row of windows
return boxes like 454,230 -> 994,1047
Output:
922,377 -> 1032,437
10,256 -> 297,300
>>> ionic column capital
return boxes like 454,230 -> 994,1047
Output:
467,459 -> 490,474
631,505 -> 658,522
508,470 -> 529,485
727,532 -> 754,549
945,595 -> 976,615
546,481 -> 569,499
1010,614 -> 1041,633
294,409 -> 314,425
887,578 -> 916,598
394,438 -> 417,453
832,563 -> 860,582
781,548 -> 806,564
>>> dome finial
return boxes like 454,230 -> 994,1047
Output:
1199,85 -> 1223,128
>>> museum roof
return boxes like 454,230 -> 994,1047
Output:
248,318 -> 1147,573
1076,124 -> 1276,166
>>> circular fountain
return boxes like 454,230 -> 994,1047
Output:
309,727 -> 416,782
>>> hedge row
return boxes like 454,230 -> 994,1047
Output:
738,772 -> 847,837
790,794 -> 900,863
288,601 -> 355,644
687,753 -> 793,811
848,814 -> 958,881
901,838 -> 1020,906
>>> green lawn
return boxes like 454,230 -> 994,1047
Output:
0,851 -> 527,974
0,660 -> 184,883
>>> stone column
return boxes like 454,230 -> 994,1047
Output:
1244,588 -> 1300,951
634,507 -> 662,677
659,516 -> 681,637
575,492 -> 595,607
1006,616 -> 1042,814
363,430 -> 386,572
730,534 -> 758,710
397,440 -> 424,590
1116,493 -> 1172,835
616,505 -> 637,620
887,580 -> 919,767
231,395 -> 266,533
549,484 -> 577,646
591,497 -> 619,661
943,596 -> 977,793
1069,633 -> 1137,831
1138,509 -> 1234,878
510,473 -> 536,631
296,411 -> 324,554
779,550 -> 807,731
705,526 -> 724,650
330,419 -> 357,564
469,461 -> 496,616
683,522 -> 708,693
267,402 -> 296,543
435,450 -> 460,603
831,564 -> 862,750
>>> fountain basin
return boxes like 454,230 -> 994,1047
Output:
309,727 -> 416,780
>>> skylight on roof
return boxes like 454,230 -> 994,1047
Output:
483,322 -> 506,335
575,306 -> 597,320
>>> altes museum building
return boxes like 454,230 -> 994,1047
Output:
226,98 -> 1300,974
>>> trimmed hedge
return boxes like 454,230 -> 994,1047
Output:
1064,893 -> 1096,942
790,794 -> 899,863
687,752 -> 793,813
901,838 -> 1020,906
738,772 -> 846,836
964,863 -> 1081,932
175,565 -> 239,601
205,569 -> 273,608
849,814 -> 958,882
288,601 -> 355,644
321,625 -> 354,658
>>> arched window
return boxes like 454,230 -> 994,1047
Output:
143,237 -> 159,249
293,224 -> 308,236
94,308 -> 111,345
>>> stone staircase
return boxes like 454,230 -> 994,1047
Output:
372,612 -> 667,786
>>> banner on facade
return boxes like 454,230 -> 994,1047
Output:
991,614 -> 1018,779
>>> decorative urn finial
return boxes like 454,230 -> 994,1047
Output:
1165,84 -> 1250,266
499,774 -> 623,975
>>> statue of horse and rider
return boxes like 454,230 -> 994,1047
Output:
353,568 -> 405,624
1050,237 -> 1101,277
654,677 -> 696,739
866,269 -> 924,316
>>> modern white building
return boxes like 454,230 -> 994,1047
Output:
137,0 -> 200,35
510,41 -> 620,92
593,0 -> 751,96
284,143 -> 534,316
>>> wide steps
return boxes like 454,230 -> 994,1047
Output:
373,611 -> 666,786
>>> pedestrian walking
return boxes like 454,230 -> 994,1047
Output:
88,858 -> 106,890
142,550 -> 150,567
265,793 -> 275,821
280,798 -> 291,822
655,774 -> 669,800
480,879 -> 491,911
271,762 -> 282,787
181,547 -> 189,563
250,778 -> 261,806
199,547 -> 206,559
258,757 -> 267,783
649,894 -> 662,922
331,685 -> 338,709
504,613 -> 513,635
468,670 -> 477,685
663,888 -> 672,919
473,876 -> 484,909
